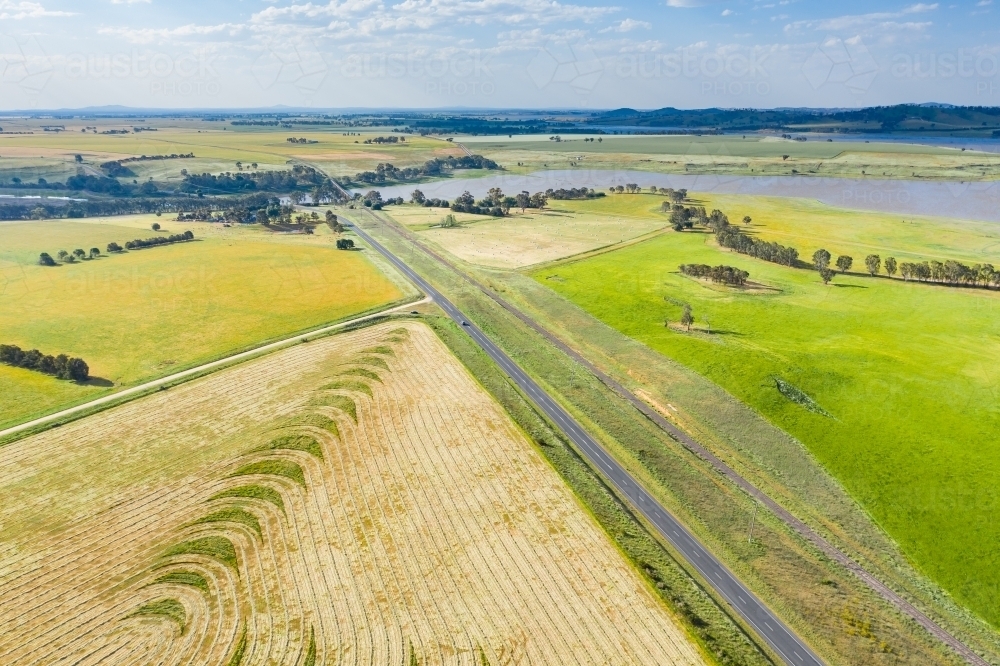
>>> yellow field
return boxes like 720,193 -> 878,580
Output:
0,120 -> 463,184
0,321 -> 704,665
0,216 -> 406,428
387,204 -> 667,269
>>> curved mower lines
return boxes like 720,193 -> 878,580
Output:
0,323 -> 704,666
114,336 -> 402,666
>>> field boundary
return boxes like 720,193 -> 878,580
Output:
0,297 -> 427,445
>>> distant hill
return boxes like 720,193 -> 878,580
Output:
588,104 -> 1000,133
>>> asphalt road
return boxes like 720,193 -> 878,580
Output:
347,218 -> 825,666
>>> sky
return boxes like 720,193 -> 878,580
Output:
0,0 -> 998,110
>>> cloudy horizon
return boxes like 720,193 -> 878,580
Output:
0,0 -> 998,110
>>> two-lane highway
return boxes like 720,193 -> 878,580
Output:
347,217 -> 825,666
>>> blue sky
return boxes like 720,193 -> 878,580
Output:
0,0 -> 998,109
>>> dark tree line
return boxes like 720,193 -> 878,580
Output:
716,226 -> 799,266
898,259 -> 1000,287
408,190 -> 451,208
363,136 -> 404,144
0,197 -> 215,221
39,248 -> 102,265
181,165 -> 330,195
670,203 -> 799,266
124,230 -> 195,250
353,155 -> 499,185
0,345 -> 89,381
546,187 -> 605,200
447,187 -> 550,216
680,263 -> 750,286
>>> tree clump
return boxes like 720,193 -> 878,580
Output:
679,263 -> 749,286
0,344 -> 90,381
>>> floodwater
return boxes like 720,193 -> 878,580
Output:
369,170 -> 1000,223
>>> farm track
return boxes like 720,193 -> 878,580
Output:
0,322 -> 703,665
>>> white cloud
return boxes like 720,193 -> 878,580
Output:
599,18 -> 650,32
721,8 -> 733,16
251,0 -> 619,31
98,23 -> 244,44
0,1 -> 75,19
784,4 -> 938,34
666,0 -> 723,6
110,0 -> 151,4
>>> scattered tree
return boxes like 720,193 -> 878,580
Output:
441,214 -> 460,228
820,268 -> 835,284
681,304 -> 694,331
410,189 -> 426,205
152,222 -> 161,231
812,248 -> 832,270
884,256 -> 898,277
74,154 -> 83,163
742,216 -> 752,226
89,247 -> 101,259
39,252 -> 56,266
73,249 -> 86,260
835,255 -> 853,273
336,238 -> 355,250
107,242 -> 123,253
865,254 -> 881,276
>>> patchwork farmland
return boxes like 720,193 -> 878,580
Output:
0,321 -> 704,665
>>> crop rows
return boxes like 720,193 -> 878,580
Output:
0,323 -> 702,665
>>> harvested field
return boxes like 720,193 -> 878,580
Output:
0,321 -> 703,665
388,205 -> 667,269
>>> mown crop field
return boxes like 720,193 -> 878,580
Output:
0,321 -> 705,665
0,216 -> 404,428
388,203 -> 667,269
0,120 -> 465,185
531,194 -> 1000,627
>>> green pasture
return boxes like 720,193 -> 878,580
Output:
532,195 -> 1000,626
0,216 -> 404,429
464,134 -> 966,158
470,135 -> 1000,180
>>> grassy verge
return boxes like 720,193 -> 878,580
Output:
429,315 -> 770,666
